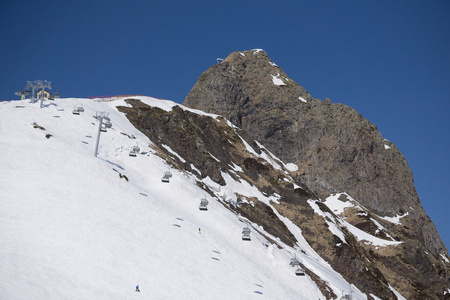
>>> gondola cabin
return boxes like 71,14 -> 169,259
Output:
199,198 -> 209,210
242,226 -> 251,241
161,170 -> 172,183
295,267 -> 305,276
72,107 -> 80,115
129,145 -> 140,157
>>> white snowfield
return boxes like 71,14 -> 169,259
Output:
271,74 -> 287,86
320,194 -> 404,247
0,96 -> 405,299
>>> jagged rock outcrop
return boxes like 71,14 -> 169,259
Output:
182,49 -> 450,298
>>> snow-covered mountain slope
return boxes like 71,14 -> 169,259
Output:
0,97 -> 398,300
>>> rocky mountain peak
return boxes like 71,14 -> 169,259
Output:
183,50 -> 448,261
184,49 -> 314,124
223,48 -> 268,61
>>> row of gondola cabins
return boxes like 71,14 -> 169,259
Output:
159,167 -> 305,277
157,150 -> 305,276
74,106 -> 112,132
73,107 -> 305,277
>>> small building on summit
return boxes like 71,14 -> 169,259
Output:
36,89 -> 52,99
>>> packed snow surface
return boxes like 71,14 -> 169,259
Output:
0,96 -> 392,299
271,74 -> 286,86
323,193 -> 356,215
379,212 -> 409,225
298,96 -> 307,103
284,163 -> 298,172
314,194 -> 404,247
252,49 -> 264,54
161,144 -> 186,163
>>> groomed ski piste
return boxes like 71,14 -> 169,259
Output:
0,96 -> 405,300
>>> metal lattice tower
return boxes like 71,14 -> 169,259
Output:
26,81 -> 37,103
35,80 -> 52,108
25,80 -> 52,107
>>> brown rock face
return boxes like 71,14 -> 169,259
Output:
183,49 -> 446,255
182,49 -> 450,298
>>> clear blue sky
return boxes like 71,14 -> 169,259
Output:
1,0 -> 449,250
